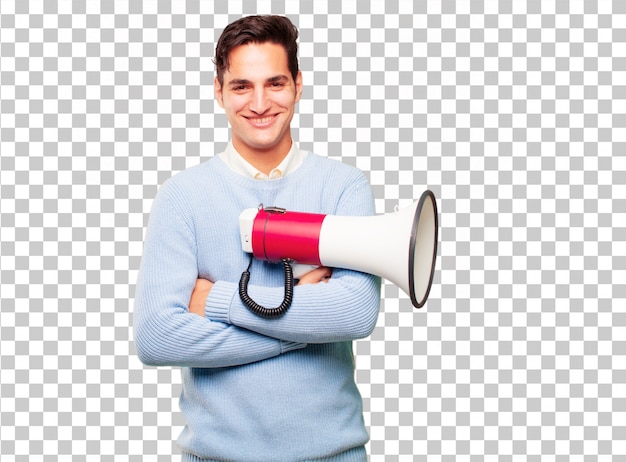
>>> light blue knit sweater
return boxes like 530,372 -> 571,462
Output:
133,152 -> 381,461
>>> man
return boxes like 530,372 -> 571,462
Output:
134,15 -> 381,461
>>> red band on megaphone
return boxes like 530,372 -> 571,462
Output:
252,208 -> 325,265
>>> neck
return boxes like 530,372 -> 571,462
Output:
233,137 -> 293,175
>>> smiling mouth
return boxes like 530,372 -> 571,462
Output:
246,115 -> 277,125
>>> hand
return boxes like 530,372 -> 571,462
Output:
189,278 -> 213,317
296,266 -> 333,285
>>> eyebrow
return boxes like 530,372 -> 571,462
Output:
267,75 -> 290,83
227,75 -> 290,86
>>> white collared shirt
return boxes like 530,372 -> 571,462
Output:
218,142 -> 307,180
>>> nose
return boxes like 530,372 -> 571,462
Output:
249,87 -> 271,114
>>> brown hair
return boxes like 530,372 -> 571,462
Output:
214,15 -> 299,86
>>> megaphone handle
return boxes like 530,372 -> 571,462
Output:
238,255 -> 294,318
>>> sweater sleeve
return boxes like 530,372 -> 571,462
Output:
205,270 -> 380,344
204,170 -> 382,344
133,182 -> 306,369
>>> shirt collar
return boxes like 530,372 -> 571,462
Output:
219,141 -> 306,180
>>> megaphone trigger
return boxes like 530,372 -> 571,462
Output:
292,263 -> 321,280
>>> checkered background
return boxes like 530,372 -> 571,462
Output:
1,0 -> 624,460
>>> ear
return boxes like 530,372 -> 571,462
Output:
214,77 -> 225,108
294,71 -> 303,104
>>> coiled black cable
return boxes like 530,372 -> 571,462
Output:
238,254 -> 294,318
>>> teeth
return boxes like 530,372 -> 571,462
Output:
250,116 -> 274,124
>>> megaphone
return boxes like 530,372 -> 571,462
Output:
238,190 -> 438,317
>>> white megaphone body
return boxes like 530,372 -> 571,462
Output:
237,190 -> 438,316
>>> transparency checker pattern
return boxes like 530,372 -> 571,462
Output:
0,0 -> 625,461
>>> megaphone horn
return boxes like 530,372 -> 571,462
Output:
239,190 -> 438,315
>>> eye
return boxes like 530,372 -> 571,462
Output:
230,84 -> 251,93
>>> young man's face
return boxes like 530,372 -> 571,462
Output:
215,42 -> 303,166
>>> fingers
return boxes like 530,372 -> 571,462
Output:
189,278 -> 213,316
296,266 -> 333,285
